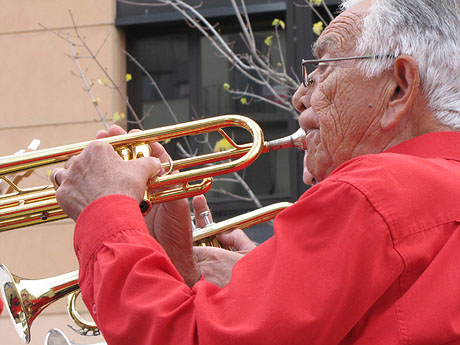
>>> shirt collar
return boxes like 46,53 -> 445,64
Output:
384,131 -> 460,161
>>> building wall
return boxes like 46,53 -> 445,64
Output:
0,1 -> 125,344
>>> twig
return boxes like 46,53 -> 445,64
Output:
297,1 -> 329,27
66,34 -> 109,129
67,10 -> 144,128
123,49 -> 194,151
231,171 -> 263,208
210,188 -> 254,202
123,49 -> 180,125
321,0 -> 335,22
227,88 -> 294,114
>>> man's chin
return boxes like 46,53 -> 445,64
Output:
303,151 -> 317,186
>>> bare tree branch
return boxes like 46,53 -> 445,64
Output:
66,34 -> 109,129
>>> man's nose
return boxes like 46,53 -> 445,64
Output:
292,83 -> 311,112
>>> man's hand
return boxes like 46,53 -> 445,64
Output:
192,195 -> 256,287
194,247 -> 244,288
52,140 -> 162,221
93,125 -> 201,287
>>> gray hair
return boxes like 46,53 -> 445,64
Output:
340,0 -> 460,129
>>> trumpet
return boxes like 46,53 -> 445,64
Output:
0,115 -> 306,232
0,201 -> 291,344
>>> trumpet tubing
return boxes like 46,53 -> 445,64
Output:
0,115 -> 306,231
193,202 -> 292,243
67,290 -> 99,336
0,202 -> 291,343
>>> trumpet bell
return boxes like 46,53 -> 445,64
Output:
0,265 -> 30,343
0,264 -> 79,344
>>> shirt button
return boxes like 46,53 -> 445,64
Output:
92,304 -> 97,314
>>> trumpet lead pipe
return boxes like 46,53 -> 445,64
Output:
192,202 -> 292,242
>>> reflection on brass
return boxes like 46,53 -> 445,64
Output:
0,115 -> 306,231
0,265 -> 79,344
67,290 -> 99,336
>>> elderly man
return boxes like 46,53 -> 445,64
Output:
52,0 -> 460,344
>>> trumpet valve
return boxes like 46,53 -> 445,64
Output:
199,211 -> 213,227
115,142 -> 151,161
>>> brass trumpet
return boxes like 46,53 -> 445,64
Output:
0,115 -> 306,231
0,202 -> 292,344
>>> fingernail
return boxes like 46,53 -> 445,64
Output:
152,157 -> 165,175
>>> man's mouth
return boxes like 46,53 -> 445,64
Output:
299,109 -> 320,133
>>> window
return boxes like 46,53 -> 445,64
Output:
121,2 -> 312,241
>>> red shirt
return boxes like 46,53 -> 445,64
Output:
75,132 -> 460,345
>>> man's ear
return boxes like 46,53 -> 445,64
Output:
380,55 -> 421,130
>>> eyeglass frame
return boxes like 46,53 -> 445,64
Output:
301,54 -> 396,87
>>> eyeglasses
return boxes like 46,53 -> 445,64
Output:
301,54 -> 396,87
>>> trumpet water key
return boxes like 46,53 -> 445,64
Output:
0,201 -> 292,343
0,115 -> 306,231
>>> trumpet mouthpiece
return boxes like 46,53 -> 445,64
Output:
267,128 -> 307,151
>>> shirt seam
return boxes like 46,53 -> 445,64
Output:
327,177 -> 410,345
394,218 -> 459,241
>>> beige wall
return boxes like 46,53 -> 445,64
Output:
0,1 -> 126,344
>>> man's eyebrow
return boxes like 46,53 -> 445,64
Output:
312,37 -> 340,58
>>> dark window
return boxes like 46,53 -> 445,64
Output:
119,0 -> 331,240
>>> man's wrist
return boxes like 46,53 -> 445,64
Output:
174,253 -> 202,287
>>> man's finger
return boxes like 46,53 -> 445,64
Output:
217,229 -> 256,252
96,125 -> 126,139
193,246 -> 211,262
50,167 -> 66,190
150,142 -> 172,164
193,195 -> 213,228
131,156 -> 164,181
95,130 -> 109,139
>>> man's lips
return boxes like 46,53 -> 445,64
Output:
298,109 -> 320,151
298,109 -> 320,133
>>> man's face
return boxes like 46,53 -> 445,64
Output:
293,1 -> 393,183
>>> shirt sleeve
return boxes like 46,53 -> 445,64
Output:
74,180 -> 404,345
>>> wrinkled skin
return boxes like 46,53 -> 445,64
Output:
292,0 -> 444,183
